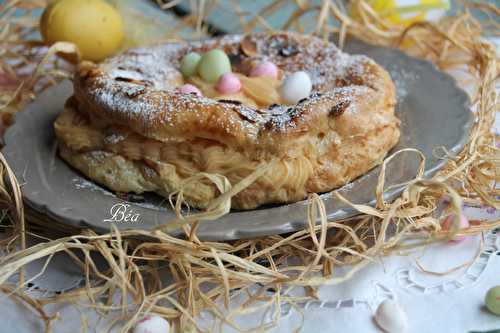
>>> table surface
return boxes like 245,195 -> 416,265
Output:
1,3 -> 499,333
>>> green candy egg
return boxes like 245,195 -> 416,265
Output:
180,52 -> 201,77
197,49 -> 231,83
485,286 -> 500,316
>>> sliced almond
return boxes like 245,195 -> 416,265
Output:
241,35 -> 257,57
239,75 -> 281,106
214,93 -> 258,108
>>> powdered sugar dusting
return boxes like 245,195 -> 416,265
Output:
100,42 -> 186,91
388,65 -> 420,102
104,132 -> 126,145
265,85 -> 366,131
72,177 -> 169,211
79,32 -> 390,142
72,177 -> 114,196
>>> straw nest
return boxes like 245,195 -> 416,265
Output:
0,1 -> 498,332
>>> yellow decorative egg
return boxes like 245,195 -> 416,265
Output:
350,0 -> 450,27
40,0 -> 124,62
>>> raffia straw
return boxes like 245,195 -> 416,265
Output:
414,235 -> 483,276
0,0 -> 498,331
0,151 -> 25,285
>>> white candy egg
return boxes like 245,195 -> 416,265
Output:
279,71 -> 312,104
374,299 -> 408,333
133,315 -> 170,333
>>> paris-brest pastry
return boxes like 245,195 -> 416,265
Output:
54,32 -> 400,209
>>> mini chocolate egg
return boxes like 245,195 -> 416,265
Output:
250,61 -> 278,79
216,73 -> 241,94
485,286 -> 500,316
441,213 -> 469,242
374,299 -> 408,333
133,315 -> 170,333
177,84 -> 202,96
180,52 -> 201,77
197,49 -> 231,83
279,71 -> 312,104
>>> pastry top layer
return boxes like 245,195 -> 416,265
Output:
73,32 -> 396,157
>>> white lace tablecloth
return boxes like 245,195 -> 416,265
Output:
1,206 -> 498,332
1,41 -> 499,333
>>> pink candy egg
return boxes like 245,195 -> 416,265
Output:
250,61 -> 278,79
177,84 -> 202,96
441,213 -> 469,242
216,72 -> 241,94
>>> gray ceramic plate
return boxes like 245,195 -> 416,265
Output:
3,40 -> 472,241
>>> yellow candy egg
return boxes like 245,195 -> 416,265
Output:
350,0 -> 450,27
40,0 -> 124,62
